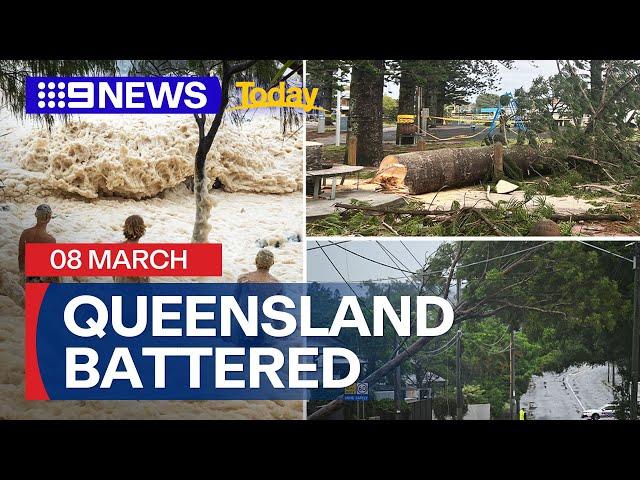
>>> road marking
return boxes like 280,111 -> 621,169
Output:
565,368 -> 588,411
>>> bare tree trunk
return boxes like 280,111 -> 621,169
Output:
192,148 -> 216,243
436,82 -> 445,121
585,60 -> 604,134
396,64 -> 417,144
349,60 -> 385,166
191,60 -> 257,243
590,60 -> 604,106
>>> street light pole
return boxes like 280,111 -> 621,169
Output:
631,241 -> 640,420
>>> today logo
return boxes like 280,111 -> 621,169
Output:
25,77 -> 222,114
231,81 -> 322,113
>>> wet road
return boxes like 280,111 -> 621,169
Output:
520,364 -> 617,420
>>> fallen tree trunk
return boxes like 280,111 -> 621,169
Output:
375,145 -> 542,194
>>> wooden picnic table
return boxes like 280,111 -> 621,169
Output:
306,165 -> 364,200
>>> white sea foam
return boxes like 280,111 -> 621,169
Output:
2,115 -> 302,199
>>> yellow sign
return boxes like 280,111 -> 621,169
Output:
397,114 -> 416,124
230,81 -> 323,113
344,383 -> 357,395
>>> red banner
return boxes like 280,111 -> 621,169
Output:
25,243 -> 222,277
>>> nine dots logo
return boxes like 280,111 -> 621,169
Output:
26,76 -> 222,114
37,81 -> 67,109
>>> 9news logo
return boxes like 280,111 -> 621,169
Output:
25,77 -> 222,114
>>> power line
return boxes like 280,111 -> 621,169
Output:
400,241 -> 423,269
377,242 -> 444,297
380,242 -> 414,274
577,241 -> 633,263
376,241 -> 420,289
331,241 -> 444,279
479,343 -> 512,355
306,240 -> 351,251
473,328 -> 509,349
314,241 -> 361,300
456,242 -> 552,269
425,333 -> 459,356
332,242 -> 418,274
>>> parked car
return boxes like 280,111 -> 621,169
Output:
582,401 -> 640,420
581,404 -> 616,420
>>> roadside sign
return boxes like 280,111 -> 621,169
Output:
344,382 -> 369,401
397,114 -> 416,124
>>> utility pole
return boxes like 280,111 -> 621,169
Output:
613,362 -> 616,386
631,241 -> 640,420
456,329 -> 463,420
509,327 -> 516,420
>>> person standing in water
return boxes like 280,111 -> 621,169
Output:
114,214 -> 150,283
237,248 -> 280,283
18,204 -> 58,283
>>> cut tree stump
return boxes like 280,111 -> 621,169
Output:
492,141 -> 504,181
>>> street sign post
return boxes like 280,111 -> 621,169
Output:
344,382 -> 369,401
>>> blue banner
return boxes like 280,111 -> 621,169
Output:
31,283 -> 309,400
25,77 -> 221,114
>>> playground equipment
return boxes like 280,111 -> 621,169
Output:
395,92 -> 529,146
484,93 -> 527,145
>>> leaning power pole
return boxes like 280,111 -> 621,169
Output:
631,241 -> 640,420
456,329 -> 463,420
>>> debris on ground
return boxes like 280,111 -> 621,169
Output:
495,179 -> 520,194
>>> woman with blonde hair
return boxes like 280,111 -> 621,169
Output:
114,215 -> 149,283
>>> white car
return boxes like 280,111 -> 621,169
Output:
581,404 -> 616,420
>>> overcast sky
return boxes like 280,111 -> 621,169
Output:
384,60 -> 558,102
307,240 -> 443,283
